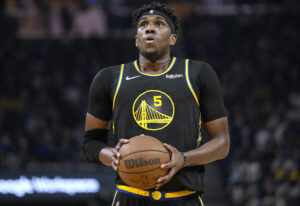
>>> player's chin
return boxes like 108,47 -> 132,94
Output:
144,47 -> 158,54
143,43 -> 158,51
141,49 -> 160,61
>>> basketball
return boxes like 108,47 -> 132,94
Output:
118,135 -> 170,189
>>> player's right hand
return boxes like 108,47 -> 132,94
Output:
111,139 -> 129,171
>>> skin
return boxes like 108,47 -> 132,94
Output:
85,14 -> 230,190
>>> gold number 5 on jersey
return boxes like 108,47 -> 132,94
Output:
153,96 -> 162,107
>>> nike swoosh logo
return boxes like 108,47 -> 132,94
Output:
126,76 -> 140,80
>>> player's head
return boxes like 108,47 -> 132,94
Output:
132,2 -> 180,61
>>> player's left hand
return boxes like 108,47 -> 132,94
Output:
155,143 -> 184,190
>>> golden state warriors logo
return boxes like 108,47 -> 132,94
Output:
132,90 -> 175,131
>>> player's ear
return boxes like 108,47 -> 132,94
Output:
169,34 -> 177,46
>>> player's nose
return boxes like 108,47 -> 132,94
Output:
145,24 -> 155,33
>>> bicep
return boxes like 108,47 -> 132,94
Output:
85,113 -> 110,131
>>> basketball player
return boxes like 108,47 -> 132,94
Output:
83,2 -> 230,206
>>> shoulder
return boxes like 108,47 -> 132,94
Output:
187,59 -> 217,80
94,60 -> 135,78
92,64 -> 129,86
186,59 -> 222,89
94,65 -> 121,79
188,59 -> 214,73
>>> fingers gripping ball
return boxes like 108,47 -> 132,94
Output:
118,135 -> 170,189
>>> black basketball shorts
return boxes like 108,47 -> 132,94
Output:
111,189 -> 205,206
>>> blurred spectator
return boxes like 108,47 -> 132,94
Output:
71,3 -> 107,38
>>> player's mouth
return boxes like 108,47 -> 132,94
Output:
145,36 -> 155,43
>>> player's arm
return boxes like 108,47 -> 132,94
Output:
84,113 -> 111,166
156,119 -> 229,189
83,68 -> 128,168
156,63 -> 229,189
183,117 -> 229,167
183,62 -> 230,166
84,113 -> 128,167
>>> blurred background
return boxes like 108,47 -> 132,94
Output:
0,0 -> 299,206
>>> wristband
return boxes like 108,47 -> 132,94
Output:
83,129 -> 108,165
181,152 -> 187,168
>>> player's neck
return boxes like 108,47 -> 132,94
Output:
139,54 -> 171,74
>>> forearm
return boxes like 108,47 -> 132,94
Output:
184,135 -> 230,167
99,147 -> 114,166
83,128 -> 109,165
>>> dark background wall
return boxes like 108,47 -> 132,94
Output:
0,0 -> 299,206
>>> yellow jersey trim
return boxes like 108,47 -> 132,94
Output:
111,191 -> 118,206
112,64 -> 124,111
185,59 -> 202,146
185,59 -> 199,107
133,57 -> 177,76
198,195 -> 204,206
197,115 -> 203,147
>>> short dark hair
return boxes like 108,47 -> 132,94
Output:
132,1 -> 181,36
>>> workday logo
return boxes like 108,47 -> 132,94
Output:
166,74 -> 183,79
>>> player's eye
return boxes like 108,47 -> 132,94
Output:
156,21 -> 164,26
139,22 -> 148,27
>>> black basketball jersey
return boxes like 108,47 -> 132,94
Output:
88,57 -> 226,193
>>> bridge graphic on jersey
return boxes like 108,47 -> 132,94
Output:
134,100 -> 172,129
